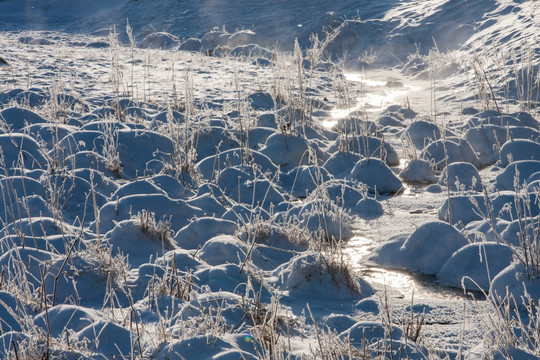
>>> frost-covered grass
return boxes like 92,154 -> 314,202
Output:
1,1 -> 540,359
0,31 -> 407,359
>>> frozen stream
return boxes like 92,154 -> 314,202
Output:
334,70 -> 480,300
343,184 -> 490,354
329,69 -> 431,123
344,184 -> 485,301
335,70 -> 490,354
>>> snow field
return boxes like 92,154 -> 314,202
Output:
0,0 -> 539,358
0,32 -> 428,359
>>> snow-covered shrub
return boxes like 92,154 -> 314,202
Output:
136,210 -> 175,249
272,252 -> 368,298
348,158 -> 403,195
402,119 -> 441,149
439,161 -> 483,192
370,221 -> 469,275
399,159 -> 437,184
420,137 -> 480,170
139,32 -> 180,50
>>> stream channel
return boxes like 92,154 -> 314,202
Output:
334,70 -> 485,302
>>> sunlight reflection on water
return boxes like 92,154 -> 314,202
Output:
345,236 -> 419,298
329,72 -> 421,123
345,236 -> 481,300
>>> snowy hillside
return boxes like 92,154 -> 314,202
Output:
0,0 -> 539,359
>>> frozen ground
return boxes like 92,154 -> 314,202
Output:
0,1 -> 540,359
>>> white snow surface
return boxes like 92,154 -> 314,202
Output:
0,0 -> 539,359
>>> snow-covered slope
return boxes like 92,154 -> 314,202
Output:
0,1 -> 539,359
2,0 -> 538,66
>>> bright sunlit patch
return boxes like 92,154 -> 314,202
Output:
402,183 -> 422,198
362,267 -> 417,295
343,236 -> 374,267
344,73 -> 386,87
399,158 -> 408,170
329,72 -> 422,124
346,237 -> 478,300
322,118 -> 339,128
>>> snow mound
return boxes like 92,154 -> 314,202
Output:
198,234 -> 247,266
498,139 -> 540,167
279,165 -> 330,198
438,195 -> 485,225
194,126 -> 240,160
399,159 -> 437,184
273,252 -> 372,299
116,129 -> 175,179
0,107 -> 47,131
400,221 -> 469,275
0,297 -> 22,333
353,197 -> 384,219
329,135 -> 399,166
97,193 -> 204,233
437,242 -> 513,291
494,160 -> 540,190
439,162 -> 483,192
341,321 -> 425,358
25,123 -> 75,150
464,125 -> 507,166
371,221 -> 469,275
260,133 -> 311,171
420,138 -> 480,170
227,29 -> 257,47
34,305 -> 97,338
323,151 -> 363,179
490,262 -> 540,310
402,120 -> 441,149
247,92 -> 278,111
196,148 -> 278,181
179,37 -> 202,51
215,166 -> 286,209
291,197 -> 354,240
139,32 -> 179,49
110,178 -> 167,200
349,158 -> 403,195
175,217 -> 238,250
157,335 -> 257,360
0,134 -> 48,169
108,219 -> 175,267
230,44 -> 273,59
77,321 -> 134,358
